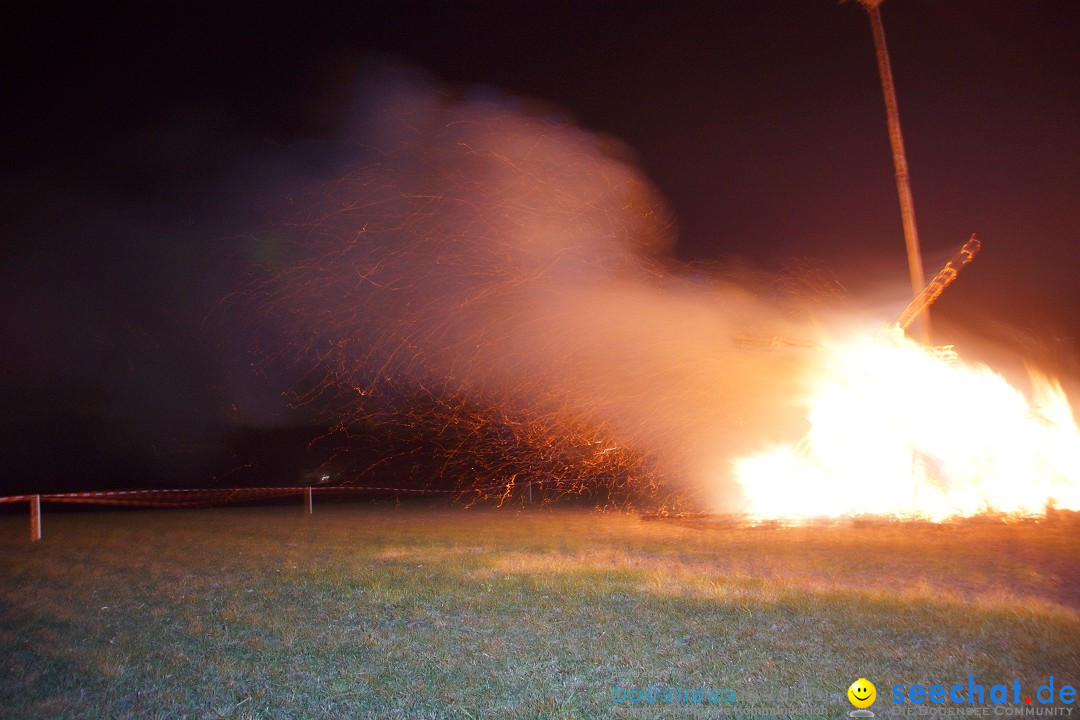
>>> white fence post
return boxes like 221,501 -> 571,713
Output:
30,495 -> 41,542
305,486 -> 313,514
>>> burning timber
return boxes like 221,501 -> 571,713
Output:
897,234 -> 982,334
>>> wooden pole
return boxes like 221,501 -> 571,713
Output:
863,0 -> 931,343
30,495 -> 41,542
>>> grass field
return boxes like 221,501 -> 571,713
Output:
1,504 -> 1078,719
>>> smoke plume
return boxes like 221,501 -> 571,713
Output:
248,70 -> 828,509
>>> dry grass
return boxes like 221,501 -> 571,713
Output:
1,505 -> 1078,719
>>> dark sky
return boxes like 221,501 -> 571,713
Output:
2,1 -> 1078,494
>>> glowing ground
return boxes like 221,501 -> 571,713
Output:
1,506 -> 1077,719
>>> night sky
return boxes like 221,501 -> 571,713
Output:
3,1 -> 1078,495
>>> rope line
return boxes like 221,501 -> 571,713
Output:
0,479 -> 577,508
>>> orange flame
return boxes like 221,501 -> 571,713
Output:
735,326 -> 1080,521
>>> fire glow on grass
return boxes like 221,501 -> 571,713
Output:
735,326 -> 1080,521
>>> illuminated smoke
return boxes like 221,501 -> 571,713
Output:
245,71 -> 1080,516
246,72 -> 812,508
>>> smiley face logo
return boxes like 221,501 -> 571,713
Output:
847,678 -> 877,709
